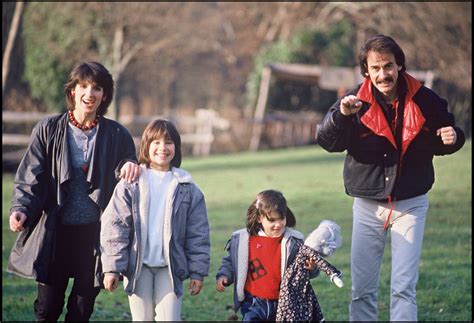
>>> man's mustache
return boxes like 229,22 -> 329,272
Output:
377,77 -> 394,83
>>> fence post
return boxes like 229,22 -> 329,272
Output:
249,66 -> 272,151
193,109 -> 215,156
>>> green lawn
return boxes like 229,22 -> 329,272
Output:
2,141 -> 471,321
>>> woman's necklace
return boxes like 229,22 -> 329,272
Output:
68,110 -> 99,130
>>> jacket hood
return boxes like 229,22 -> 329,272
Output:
139,165 -> 194,184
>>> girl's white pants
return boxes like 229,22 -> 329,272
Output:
349,194 -> 429,321
128,265 -> 181,321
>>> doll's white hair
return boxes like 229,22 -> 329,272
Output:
304,220 -> 342,257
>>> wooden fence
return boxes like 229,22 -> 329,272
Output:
257,111 -> 320,149
2,109 -> 229,166
249,63 -> 436,151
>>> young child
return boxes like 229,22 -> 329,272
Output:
216,189 -> 323,321
100,119 -> 210,321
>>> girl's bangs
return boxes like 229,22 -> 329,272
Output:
149,126 -> 171,142
265,212 -> 285,221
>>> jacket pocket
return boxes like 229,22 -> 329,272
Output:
344,155 -> 385,191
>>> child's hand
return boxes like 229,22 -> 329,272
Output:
103,273 -> 120,292
304,257 -> 317,271
189,279 -> 203,296
216,276 -> 228,292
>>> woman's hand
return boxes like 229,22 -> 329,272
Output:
9,211 -> 27,232
119,162 -> 141,183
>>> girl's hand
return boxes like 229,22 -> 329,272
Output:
189,279 -> 203,296
103,273 -> 120,292
216,276 -> 228,292
304,257 -> 317,271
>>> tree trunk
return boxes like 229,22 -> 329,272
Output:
109,26 -> 124,120
110,25 -> 142,121
2,1 -> 24,96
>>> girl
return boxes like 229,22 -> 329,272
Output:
216,189 -> 321,321
100,119 -> 210,321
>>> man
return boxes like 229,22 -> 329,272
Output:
316,34 -> 465,321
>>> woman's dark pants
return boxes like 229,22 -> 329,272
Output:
34,222 -> 101,321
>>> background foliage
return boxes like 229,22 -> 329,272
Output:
3,2 -> 471,136
21,3 -> 104,112
245,19 -> 356,113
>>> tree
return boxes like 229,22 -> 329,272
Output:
21,2 -> 207,118
11,2 -> 471,135
22,2 -> 103,112
245,19 -> 356,114
2,1 -> 24,96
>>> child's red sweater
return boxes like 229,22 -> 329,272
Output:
244,235 -> 283,300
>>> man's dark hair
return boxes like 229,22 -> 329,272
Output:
358,34 -> 406,77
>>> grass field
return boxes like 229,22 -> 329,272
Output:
2,141 -> 471,321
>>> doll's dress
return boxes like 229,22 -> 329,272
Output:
276,243 -> 341,322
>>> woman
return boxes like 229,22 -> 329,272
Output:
8,61 -> 139,321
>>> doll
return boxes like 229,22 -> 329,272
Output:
276,220 -> 343,322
